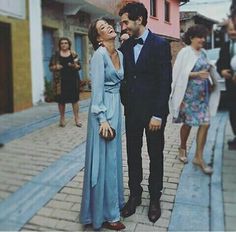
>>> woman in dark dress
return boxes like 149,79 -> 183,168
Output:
49,37 -> 82,127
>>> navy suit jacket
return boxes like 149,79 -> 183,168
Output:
120,30 -> 172,121
216,41 -> 236,109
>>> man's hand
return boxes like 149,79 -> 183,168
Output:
149,118 -> 162,132
221,69 -> 232,79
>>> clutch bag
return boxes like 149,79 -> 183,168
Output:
99,127 -> 116,141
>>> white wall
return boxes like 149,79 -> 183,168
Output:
29,0 -> 45,104
0,0 -> 26,19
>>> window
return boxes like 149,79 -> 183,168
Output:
150,0 -> 157,17
164,0 -> 170,22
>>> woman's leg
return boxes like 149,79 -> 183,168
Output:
193,124 -> 212,174
58,103 -> 66,127
180,124 -> 192,150
194,124 -> 210,161
178,124 -> 192,163
72,102 -> 82,127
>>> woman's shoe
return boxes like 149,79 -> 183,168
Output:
192,158 -> 213,175
178,148 -> 188,164
59,119 -> 65,127
103,221 -> 126,231
76,122 -> 82,127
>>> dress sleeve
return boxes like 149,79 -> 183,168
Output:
90,50 -> 107,123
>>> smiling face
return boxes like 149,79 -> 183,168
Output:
120,12 -> 142,37
227,20 -> 236,40
96,20 -> 117,43
191,36 -> 206,50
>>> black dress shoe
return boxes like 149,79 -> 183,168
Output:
148,199 -> 161,223
121,196 -> 142,218
228,137 -> 236,150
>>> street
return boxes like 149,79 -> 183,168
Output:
0,96 -> 233,231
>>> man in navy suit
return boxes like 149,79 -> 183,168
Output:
119,2 -> 172,223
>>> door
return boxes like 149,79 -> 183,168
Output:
0,22 -> 13,114
43,28 -> 54,82
74,34 -> 84,80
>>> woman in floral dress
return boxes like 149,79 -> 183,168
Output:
169,25 -> 220,174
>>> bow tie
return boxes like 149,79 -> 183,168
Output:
132,38 -> 144,46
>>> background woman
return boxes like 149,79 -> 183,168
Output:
169,25 -> 220,174
79,19 -> 125,230
49,37 -> 82,127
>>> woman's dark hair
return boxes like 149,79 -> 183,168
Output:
88,18 -> 107,50
183,25 -> 208,45
58,37 -> 71,50
119,2 -> 148,26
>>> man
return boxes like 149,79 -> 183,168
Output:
216,19 -> 236,150
119,2 -> 172,223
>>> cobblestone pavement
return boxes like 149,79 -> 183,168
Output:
17,115 -> 197,231
222,122 -> 236,231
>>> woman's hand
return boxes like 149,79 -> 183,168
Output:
68,63 -> 81,70
54,64 -> 63,70
190,70 -> 209,79
99,121 -> 113,138
221,69 -> 232,80
198,70 -> 210,79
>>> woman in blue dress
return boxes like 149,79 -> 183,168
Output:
79,19 -> 125,230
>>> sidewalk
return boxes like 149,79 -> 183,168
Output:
0,99 -> 229,231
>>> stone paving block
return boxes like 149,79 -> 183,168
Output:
161,194 -> 175,203
225,216 -> 236,231
65,195 -> 80,203
163,188 -> 177,196
46,200 -> 74,210
54,193 -> 68,201
223,191 -> 236,203
135,223 -> 167,232
224,203 -> 236,217
61,187 -> 81,196
29,215 -> 60,228
37,207 -> 54,217
51,209 -> 78,221
55,220 -> 83,231
71,203 -> 81,212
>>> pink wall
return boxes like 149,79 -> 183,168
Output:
138,0 -> 181,40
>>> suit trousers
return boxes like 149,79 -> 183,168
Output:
125,114 -> 166,200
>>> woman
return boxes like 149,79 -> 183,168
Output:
79,19 -> 125,230
169,25 -> 220,174
49,37 -> 82,127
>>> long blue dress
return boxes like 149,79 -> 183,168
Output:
80,46 -> 125,229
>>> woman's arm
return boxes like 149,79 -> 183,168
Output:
189,70 -> 209,80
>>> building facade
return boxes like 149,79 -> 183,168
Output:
0,0 -> 187,114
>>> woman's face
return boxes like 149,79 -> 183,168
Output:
227,20 -> 236,40
191,37 -> 205,50
96,20 -> 117,43
60,40 -> 70,51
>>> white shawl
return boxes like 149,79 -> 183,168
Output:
169,46 -> 221,119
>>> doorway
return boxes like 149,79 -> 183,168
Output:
0,22 -> 13,114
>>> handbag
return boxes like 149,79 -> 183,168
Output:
99,127 -> 116,141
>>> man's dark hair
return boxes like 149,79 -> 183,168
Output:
183,24 -> 208,45
119,2 -> 148,26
